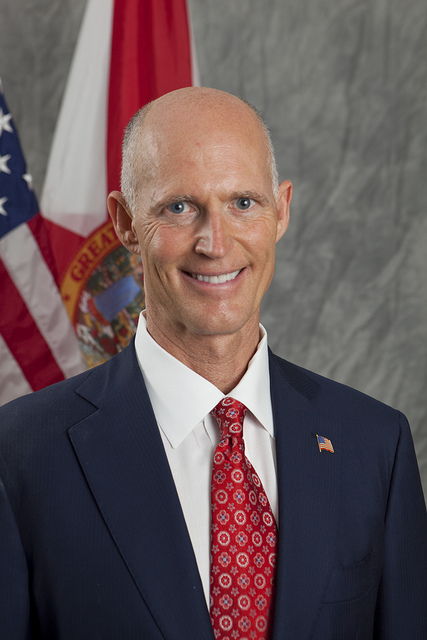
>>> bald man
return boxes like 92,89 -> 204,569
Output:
1,88 -> 426,640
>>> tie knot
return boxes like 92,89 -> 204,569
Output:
212,397 -> 247,438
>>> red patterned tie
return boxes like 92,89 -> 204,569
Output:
210,397 -> 277,640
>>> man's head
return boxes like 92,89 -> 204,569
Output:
121,90 -> 279,214
108,87 -> 292,350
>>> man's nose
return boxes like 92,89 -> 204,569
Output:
194,209 -> 233,258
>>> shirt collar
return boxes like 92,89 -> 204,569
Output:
134,313 -> 273,447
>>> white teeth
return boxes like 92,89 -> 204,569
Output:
191,269 -> 241,284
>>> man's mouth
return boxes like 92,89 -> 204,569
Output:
189,269 -> 242,284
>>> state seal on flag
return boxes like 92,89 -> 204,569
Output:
61,220 -> 144,368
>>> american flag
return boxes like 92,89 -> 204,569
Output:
0,80 -> 83,405
316,435 -> 334,453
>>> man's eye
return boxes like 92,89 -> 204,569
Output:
168,201 -> 188,214
235,198 -> 254,210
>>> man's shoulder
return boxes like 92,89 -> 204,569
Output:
268,351 -> 410,460
0,342 -> 141,439
269,349 -> 401,423
0,366 -> 95,454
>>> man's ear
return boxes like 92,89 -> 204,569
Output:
275,179 -> 292,243
107,191 -> 140,255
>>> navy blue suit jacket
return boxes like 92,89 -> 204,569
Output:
1,342 -> 426,639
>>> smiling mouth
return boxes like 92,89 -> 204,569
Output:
189,269 -> 242,284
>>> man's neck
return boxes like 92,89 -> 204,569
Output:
145,316 -> 261,394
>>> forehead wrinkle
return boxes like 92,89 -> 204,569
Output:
150,126 -> 268,179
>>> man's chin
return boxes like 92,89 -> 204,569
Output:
178,314 -> 259,342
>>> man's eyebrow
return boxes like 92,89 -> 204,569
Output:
151,194 -> 196,210
229,190 -> 270,206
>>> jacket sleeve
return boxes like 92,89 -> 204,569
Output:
374,412 -> 427,638
0,475 -> 32,639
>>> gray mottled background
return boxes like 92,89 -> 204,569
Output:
1,0 -> 426,497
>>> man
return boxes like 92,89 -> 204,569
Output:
0,87 -> 426,639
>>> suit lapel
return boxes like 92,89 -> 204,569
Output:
269,352 -> 340,639
69,344 -> 214,640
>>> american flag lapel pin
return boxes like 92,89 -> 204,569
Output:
315,434 -> 334,453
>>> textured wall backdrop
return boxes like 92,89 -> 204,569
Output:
1,0 -> 426,497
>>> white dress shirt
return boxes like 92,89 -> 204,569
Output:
134,313 -> 278,605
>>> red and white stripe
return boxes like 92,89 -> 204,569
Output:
0,216 -> 83,405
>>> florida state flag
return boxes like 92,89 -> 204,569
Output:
41,0 -> 198,368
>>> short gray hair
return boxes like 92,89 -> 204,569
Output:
120,102 -> 153,213
120,95 -> 279,213
241,99 -> 279,198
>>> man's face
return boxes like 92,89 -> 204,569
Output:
118,101 -> 290,346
